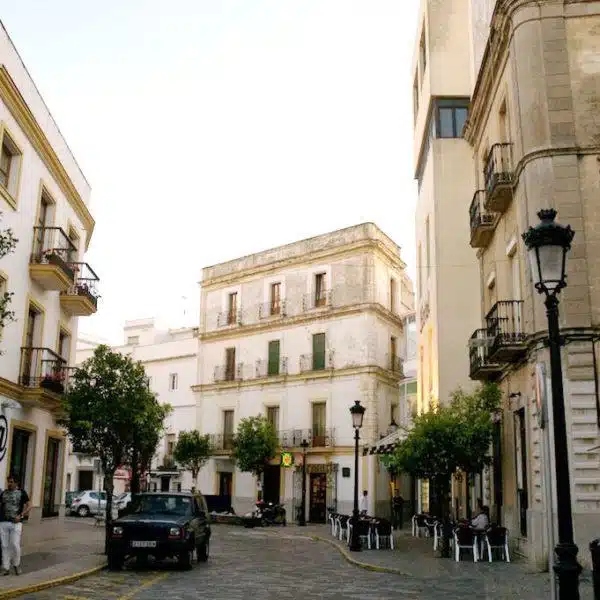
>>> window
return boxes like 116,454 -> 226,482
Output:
21,306 -> 41,386
33,195 -> 52,259
419,29 -> 427,75
270,283 -> 281,315
10,429 -> 32,492
267,406 -> 279,432
425,217 -> 431,279
417,244 -> 422,298
227,292 -> 238,325
223,410 -> 234,450
127,336 -> 139,345
413,72 -> 419,121
166,433 -> 176,456
225,347 -> 236,381
389,278 -> 396,312
314,273 -> 326,307
42,437 -> 61,517
268,340 -> 280,376
0,128 -> 21,206
67,227 -> 79,263
58,330 -> 70,362
312,333 -> 326,371
169,373 -> 178,391
390,336 -> 397,370
435,98 -> 469,138
312,403 -> 326,447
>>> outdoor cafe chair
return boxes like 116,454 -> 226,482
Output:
412,513 -> 430,538
374,519 -> 394,550
484,526 -> 510,563
453,525 -> 479,562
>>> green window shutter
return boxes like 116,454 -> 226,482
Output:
312,333 -> 326,370
268,340 -> 280,375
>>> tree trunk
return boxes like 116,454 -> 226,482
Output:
129,446 -> 141,494
191,469 -> 199,494
103,472 -> 116,555
434,475 -> 452,559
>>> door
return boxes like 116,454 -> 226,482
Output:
219,472 -> 232,497
514,408 -> 528,537
42,437 -> 60,517
161,476 -> 170,492
309,473 -> 327,523
263,465 -> 281,504
9,429 -> 30,488
22,309 -> 38,385
312,333 -> 326,370
78,470 -> 93,491
267,340 -> 280,376
312,403 -> 326,447
225,348 -> 236,381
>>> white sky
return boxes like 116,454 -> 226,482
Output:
2,0 -> 420,344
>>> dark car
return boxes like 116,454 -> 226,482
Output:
107,492 -> 211,570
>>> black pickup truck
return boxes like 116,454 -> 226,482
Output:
107,491 -> 211,570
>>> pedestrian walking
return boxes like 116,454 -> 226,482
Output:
0,474 -> 31,576
392,490 -> 404,530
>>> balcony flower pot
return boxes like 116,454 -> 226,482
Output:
76,283 -> 98,307
40,376 -> 64,394
45,252 -> 75,281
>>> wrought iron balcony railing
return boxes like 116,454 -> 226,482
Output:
30,226 -> 77,282
302,289 -> 333,311
469,190 -> 497,248
483,143 -> 514,212
468,328 -> 503,381
216,310 -> 242,327
19,347 -> 69,393
255,357 -> 288,378
63,262 -> 100,307
299,350 -> 334,373
209,433 -> 235,451
278,428 -> 335,449
485,300 -> 527,362
258,300 -> 287,319
214,363 -> 244,383
386,354 -> 403,376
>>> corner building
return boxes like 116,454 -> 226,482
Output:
195,223 -> 415,520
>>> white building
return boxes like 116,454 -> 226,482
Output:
72,319 -> 198,493
194,223 -> 415,521
0,22 -> 98,542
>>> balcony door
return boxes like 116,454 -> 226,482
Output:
312,333 -> 326,371
514,408 -> 528,537
223,410 -> 234,450
22,307 -> 40,385
312,402 -> 326,447
225,347 -> 236,381
42,437 -> 61,517
268,340 -> 280,376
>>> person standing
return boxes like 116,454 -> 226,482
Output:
392,490 -> 405,530
0,474 -> 31,575
359,490 -> 368,516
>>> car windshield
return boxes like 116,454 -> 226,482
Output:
130,495 -> 192,516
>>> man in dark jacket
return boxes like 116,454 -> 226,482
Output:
392,490 -> 404,530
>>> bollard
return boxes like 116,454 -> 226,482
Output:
590,539 -> 600,600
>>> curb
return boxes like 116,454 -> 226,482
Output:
309,535 -> 411,576
0,563 -> 106,600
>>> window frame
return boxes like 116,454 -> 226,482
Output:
434,98 -> 469,139
169,372 -> 178,391
0,123 -> 23,210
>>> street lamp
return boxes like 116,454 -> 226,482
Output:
299,439 -> 309,526
349,400 -> 365,552
523,208 -> 581,599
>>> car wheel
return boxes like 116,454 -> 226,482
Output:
108,553 -> 124,571
178,549 -> 193,570
197,539 -> 209,563
77,505 -> 90,518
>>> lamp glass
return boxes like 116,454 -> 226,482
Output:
351,408 -> 364,429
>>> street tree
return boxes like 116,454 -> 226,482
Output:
0,214 -> 17,353
173,430 -> 212,489
60,345 -> 169,551
231,415 -> 278,499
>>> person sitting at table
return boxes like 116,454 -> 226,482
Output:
470,504 -> 490,531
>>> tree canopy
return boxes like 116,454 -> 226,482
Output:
0,214 -> 17,351
232,415 -> 278,481
173,430 -> 212,484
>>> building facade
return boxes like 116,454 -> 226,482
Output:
464,0 -> 600,569
0,22 -> 98,542
73,320 -> 198,494
194,223 -> 415,520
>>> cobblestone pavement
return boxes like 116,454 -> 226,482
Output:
17,526 -> 594,600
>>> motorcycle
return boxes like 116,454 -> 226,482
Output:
243,500 -> 287,527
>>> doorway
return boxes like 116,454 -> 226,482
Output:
309,473 -> 327,523
78,470 -> 93,491
219,472 -> 233,497
263,465 -> 281,504
160,476 -> 170,492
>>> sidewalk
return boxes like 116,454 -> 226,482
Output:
271,524 -> 595,599
0,518 -> 106,599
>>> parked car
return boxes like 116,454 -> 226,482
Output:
65,491 -> 78,509
70,490 -> 107,517
108,491 -> 211,571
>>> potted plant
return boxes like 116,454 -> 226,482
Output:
44,250 -> 75,280
40,369 -> 65,394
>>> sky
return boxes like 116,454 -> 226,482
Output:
1,0 -> 420,344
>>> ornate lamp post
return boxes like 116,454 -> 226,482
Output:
349,400 -> 366,552
298,439 -> 309,526
523,209 -> 580,600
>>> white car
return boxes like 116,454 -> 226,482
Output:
70,490 -> 107,517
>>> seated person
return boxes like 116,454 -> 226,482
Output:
470,504 -> 490,531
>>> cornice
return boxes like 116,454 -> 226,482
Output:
0,376 -> 63,413
192,364 -> 403,394
200,240 -> 405,290
199,302 -> 405,342
0,66 -> 95,248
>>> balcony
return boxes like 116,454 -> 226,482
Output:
209,433 -> 234,452
29,227 -> 77,291
60,263 -> 100,316
302,289 -> 333,311
216,310 -> 242,328
484,143 -> 514,212
278,428 -> 335,449
387,354 -> 404,377
468,329 -> 503,381
299,351 -> 334,373
469,190 -> 498,248
486,300 -> 528,363
19,347 -> 69,394
214,363 -> 244,383
255,357 -> 288,378
258,300 -> 287,319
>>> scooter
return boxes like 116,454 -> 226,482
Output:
243,500 -> 287,527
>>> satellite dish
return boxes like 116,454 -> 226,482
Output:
0,399 -> 22,410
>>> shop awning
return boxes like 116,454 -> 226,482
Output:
362,428 -> 406,456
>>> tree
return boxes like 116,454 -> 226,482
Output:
0,213 -> 17,352
231,415 -> 278,499
60,345 -> 169,552
384,383 -> 500,557
173,430 -> 212,488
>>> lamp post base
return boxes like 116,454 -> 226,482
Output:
553,542 -> 581,600
348,510 -> 362,552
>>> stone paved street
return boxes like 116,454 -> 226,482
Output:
16,526 -> 594,600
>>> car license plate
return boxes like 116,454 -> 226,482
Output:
131,541 -> 156,548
